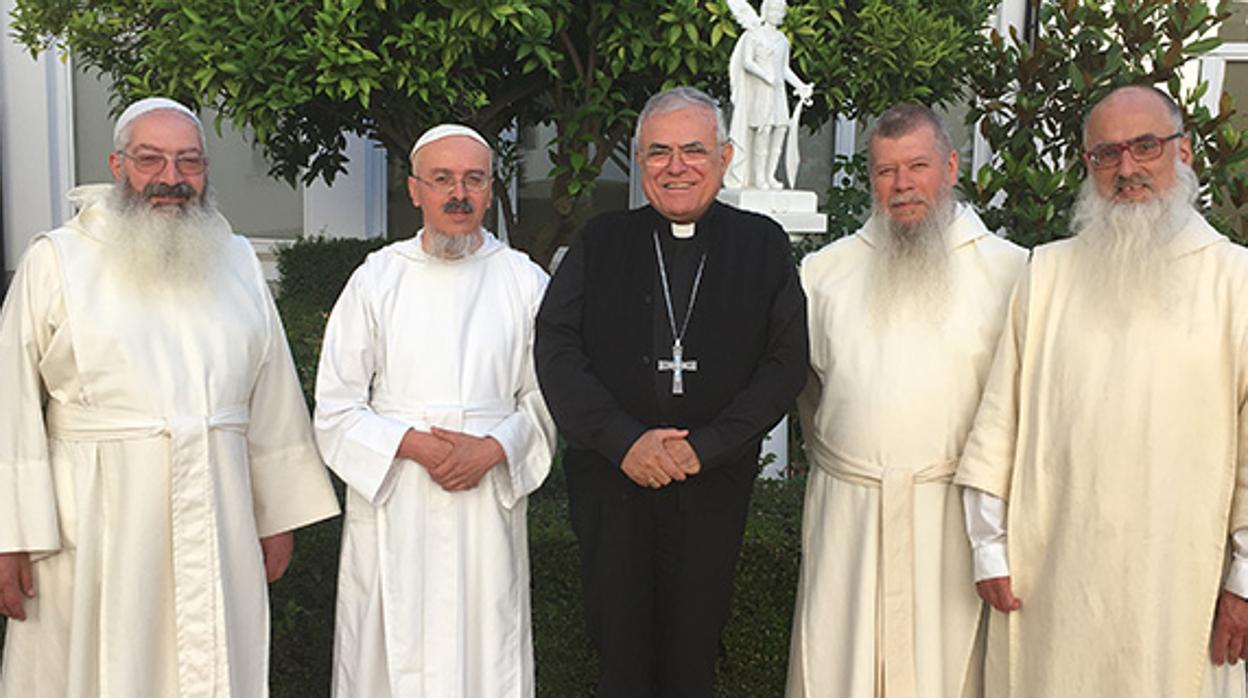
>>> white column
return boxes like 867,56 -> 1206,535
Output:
1,3 -> 76,280
972,0 -> 1031,175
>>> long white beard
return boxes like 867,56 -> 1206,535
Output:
423,228 -> 482,260
1069,160 -> 1199,321
104,182 -> 230,291
866,192 -> 956,327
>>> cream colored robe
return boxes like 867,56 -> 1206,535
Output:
955,214 -> 1248,697
0,191 -> 340,698
788,205 -> 1026,698
314,232 -> 554,698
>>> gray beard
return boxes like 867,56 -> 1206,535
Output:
105,181 -> 230,291
423,228 -> 482,260
1069,160 -> 1200,322
866,193 -> 956,327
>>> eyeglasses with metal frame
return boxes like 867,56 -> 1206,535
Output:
118,150 -> 208,175
415,172 -> 491,194
1083,132 -> 1183,170
642,143 -> 713,169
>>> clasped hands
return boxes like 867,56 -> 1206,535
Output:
621,428 -> 701,489
398,427 -> 504,492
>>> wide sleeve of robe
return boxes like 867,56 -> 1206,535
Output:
243,248 -> 340,536
955,260 -> 1032,500
313,261 -> 412,506
0,238 -> 63,553
485,262 -> 555,509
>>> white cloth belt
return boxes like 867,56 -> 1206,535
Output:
809,441 -> 958,698
46,402 -> 250,698
369,397 -> 513,432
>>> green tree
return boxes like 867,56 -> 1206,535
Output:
13,0 -> 991,263
964,0 -> 1248,248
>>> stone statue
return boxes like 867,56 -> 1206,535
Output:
725,0 -> 815,190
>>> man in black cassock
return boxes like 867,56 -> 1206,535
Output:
535,86 -> 808,697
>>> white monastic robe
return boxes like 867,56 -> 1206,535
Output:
955,214 -> 1248,697
788,205 -> 1026,698
0,188 -> 340,698
314,231 -> 554,698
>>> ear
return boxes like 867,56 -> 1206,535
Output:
109,151 -> 124,181
720,141 -> 734,169
407,176 -> 423,210
1178,135 -> 1193,166
946,148 -> 959,182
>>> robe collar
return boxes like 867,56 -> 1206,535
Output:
643,200 -> 727,240
395,227 -> 504,263
857,202 -> 989,252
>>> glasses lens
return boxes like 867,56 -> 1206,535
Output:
463,173 -> 490,192
1088,147 -> 1120,170
1128,137 -> 1163,162
131,154 -> 168,173
175,156 -> 206,174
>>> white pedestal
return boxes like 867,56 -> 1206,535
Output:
721,187 -> 826,479
718,188 -> 827,233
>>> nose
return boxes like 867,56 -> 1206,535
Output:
666,152 -> 689,174
1116,149 -> 1144,177
893,166 -> 913,192
154,156 -> 186,185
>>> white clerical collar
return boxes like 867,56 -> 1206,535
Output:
670,222 -> 695,239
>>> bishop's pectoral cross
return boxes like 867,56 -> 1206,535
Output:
657,339 -> 698,396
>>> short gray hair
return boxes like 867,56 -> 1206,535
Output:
866,103 -> 954,169
634,86 -> 728,149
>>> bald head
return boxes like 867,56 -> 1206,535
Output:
1083,86 -> 1183,147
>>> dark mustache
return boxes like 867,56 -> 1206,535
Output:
142,182 -> 196,199
443,198 -> 474,214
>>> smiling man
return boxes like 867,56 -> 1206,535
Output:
0,97 -> 340,697
314,124 -> 555,697
535,86 -> 808,697
955,85 -> 1248,697
786,103 -> 1025,698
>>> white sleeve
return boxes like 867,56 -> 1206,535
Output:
313,265 -> 411,506
0,238 -> 62,554
1226,529 -> 1248,598
963,486 -> 1010,582
486,269 -> 556,509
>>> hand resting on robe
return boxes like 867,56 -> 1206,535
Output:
976,576 -> 1021,613
260,531 -> 294,583
428,426 -> 506,492
0,551 -> 34,621
621,428 -> 698,489
1212,590 -> 1248,665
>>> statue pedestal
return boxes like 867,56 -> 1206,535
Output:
718,188 -> 827,234
719,187 -> 827,479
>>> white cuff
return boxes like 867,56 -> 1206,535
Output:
973,541 -> 1011,582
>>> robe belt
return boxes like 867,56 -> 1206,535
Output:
46,402 -> 250,698
809,441 -> 958,698
369,397 -> 514,430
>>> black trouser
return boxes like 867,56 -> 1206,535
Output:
568,471 -> 753,698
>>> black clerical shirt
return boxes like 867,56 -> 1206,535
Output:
535,201 -> 808,504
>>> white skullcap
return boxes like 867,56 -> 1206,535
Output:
409,123 -> 490,159
112,97 -> 203,148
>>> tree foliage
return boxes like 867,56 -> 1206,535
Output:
13,0 -> 991,262
964,0 -> 1248,248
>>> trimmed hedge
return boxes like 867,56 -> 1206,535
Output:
0,237 -> 806,697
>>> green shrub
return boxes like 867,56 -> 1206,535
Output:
963,0 -> 1248,247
